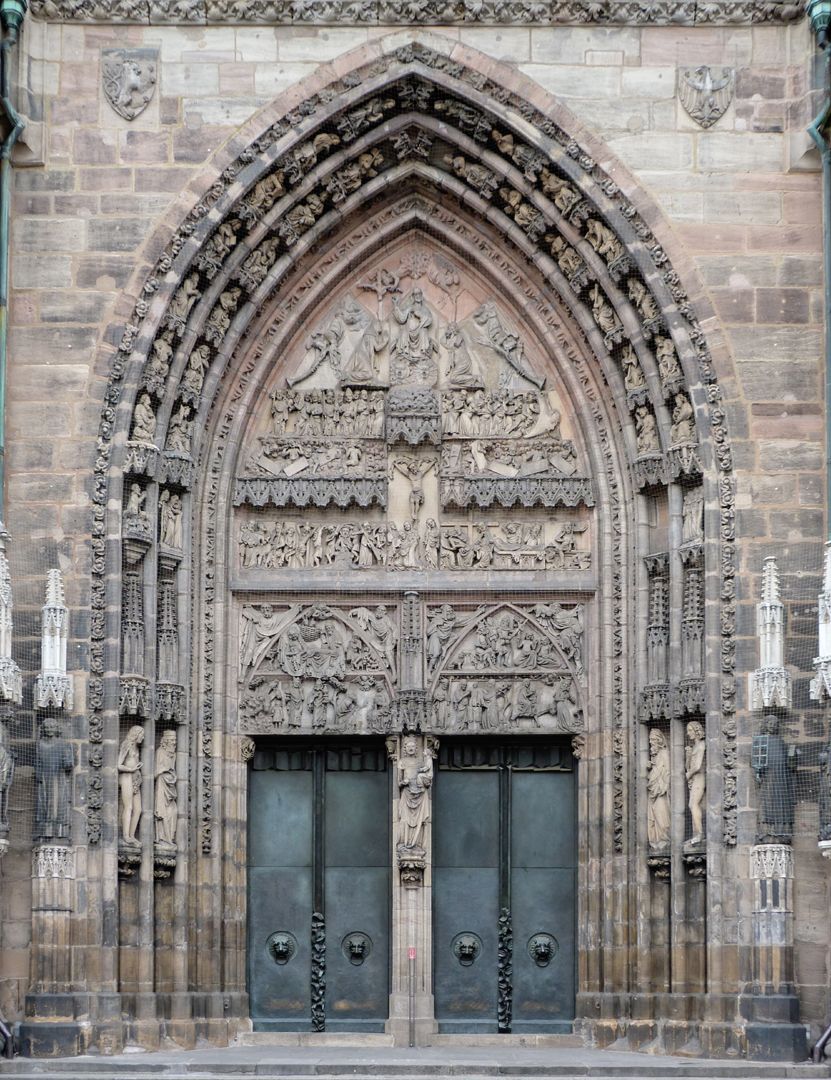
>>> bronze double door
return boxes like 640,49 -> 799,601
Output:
247,738 -> 575,1033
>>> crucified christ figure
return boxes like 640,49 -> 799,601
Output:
389,456 -> 436,521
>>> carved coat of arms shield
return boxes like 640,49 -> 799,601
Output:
678,65 -> 735,129
102,49 -> 158,122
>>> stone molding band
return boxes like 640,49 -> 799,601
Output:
27,0 -> 803,23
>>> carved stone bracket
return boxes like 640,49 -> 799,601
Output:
397,843 -> 426,888
124,512 -> 153,547
123,536 -> 150,567
234,476 -> 387,509
634,453 -> 667,490
440,476 -> 594,510
119,676 -> 152,720
646,853 -> 671,882
118,840 -> 142,878
124,441 -> 159,480
668,442 -> 702,481
153,843 -> 177,880
683,848 -> 707,880
639,683 -> 674,722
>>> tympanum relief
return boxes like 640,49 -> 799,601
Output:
237,599 -> 584,738
234,245 -> 589,741
235,248 -> 593,576
238,603 -> 396,735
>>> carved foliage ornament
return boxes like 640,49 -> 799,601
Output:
33,1 -> 804,23
102,49 -> 158,121
678,66 -> 735,129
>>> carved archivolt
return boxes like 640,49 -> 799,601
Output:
92,41 -> 733,859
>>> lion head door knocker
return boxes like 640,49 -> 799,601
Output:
341,932 -> 372,966
452,932 -> 482,966
266,931 -> 297,966
527,933 -> 558,967
102,49 -> 158,122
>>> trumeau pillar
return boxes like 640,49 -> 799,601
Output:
386,731 -> 439,1044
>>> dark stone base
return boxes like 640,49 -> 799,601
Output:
745,1022 -> 807,1062
576,991 -> 808,1061
19,992 -> 122,1057
19,991 -> 251,1057
741,993 -> 807,1061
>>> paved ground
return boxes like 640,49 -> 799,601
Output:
0,1043 -> 829,1080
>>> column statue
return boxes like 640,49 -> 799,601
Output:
118,725 -> 144,846
154,729 -> 177,848
34,717 -> 75,842
685,720 -> 706,845
646,728 -> 671,849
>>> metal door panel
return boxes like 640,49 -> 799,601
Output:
511,771 -> 575,869
248,744 -> 390,1032
248,866 -> 312,1029
433,867 -> 499,1033
434,770 -> 499,868
511,867 -> 575,1032
325,866 -> 389,1030
325,770 -> 388,867
511,770 -> 575,1031
249,769 -> 312,867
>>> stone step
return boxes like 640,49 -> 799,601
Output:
0,1059 -> 828,1080
0,1072 -> 827,1080
237,1032 -> 396,1047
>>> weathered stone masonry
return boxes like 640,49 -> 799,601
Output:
0,4 -> 827,1061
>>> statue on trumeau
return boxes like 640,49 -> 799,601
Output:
34,717 -> 75,842
391,735 -> 437,854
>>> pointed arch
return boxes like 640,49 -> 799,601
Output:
82,31 -> 741,1051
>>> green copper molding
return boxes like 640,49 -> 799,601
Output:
0,0 -> 25,521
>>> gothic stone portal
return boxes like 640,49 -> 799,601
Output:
235,234 -> 589,1035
